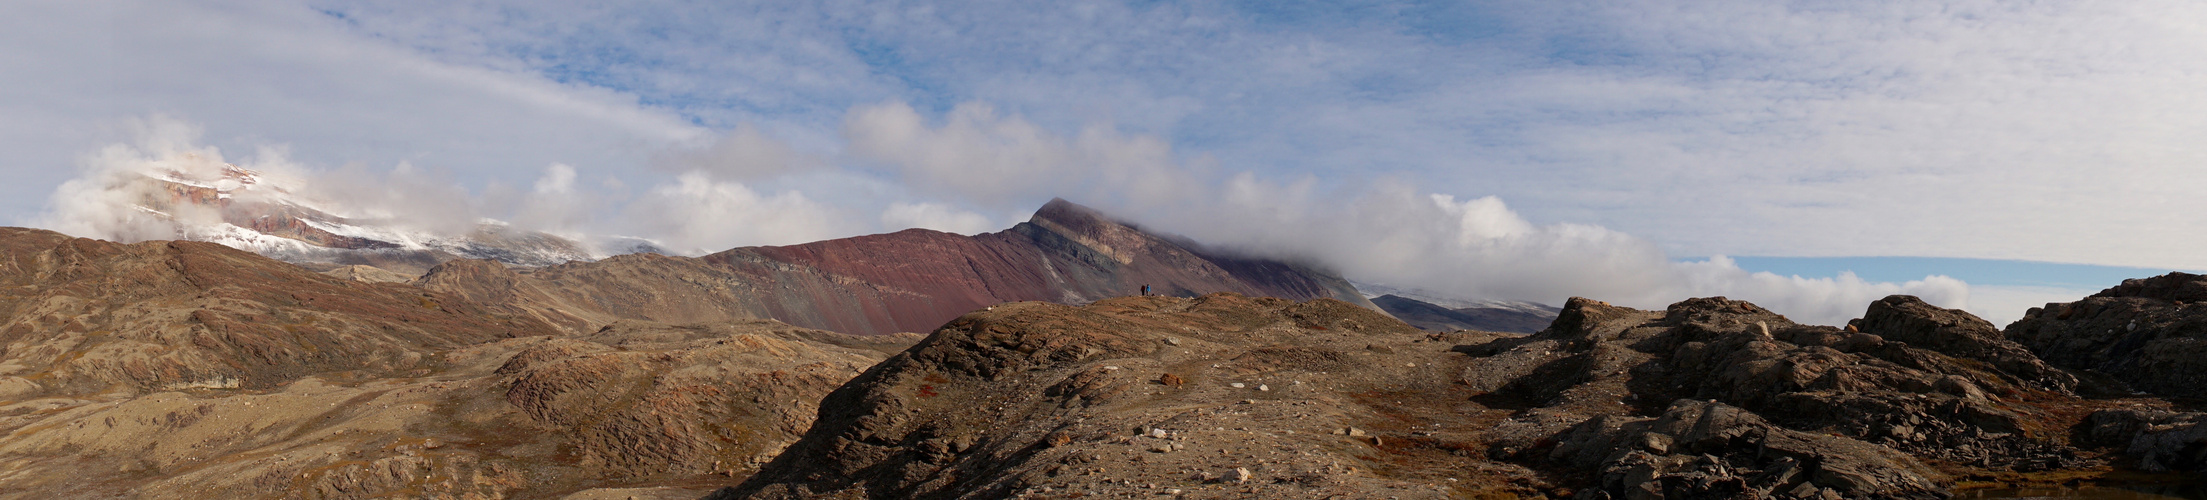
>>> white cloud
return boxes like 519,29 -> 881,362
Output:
1348,1 -> 2207,270
533,164 -> 576,194
36,116 -> 227,244
28,1 -> 2207,271
36,115 -> 491,241
843,101 -> 1207,210
619,171 -> 856,254
26,99 -> 2003,326
509,163 -> 599,234
17,1 -> 2197,325
1964,284 -> 2103,329
653,124 -> 819,182
0,1 -> 707,223
839,100 -> 1974,325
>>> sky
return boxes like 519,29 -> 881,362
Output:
5,0 -> 2202,326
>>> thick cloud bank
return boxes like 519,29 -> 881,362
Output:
841,101 -> 1970,326
39,110 -> 1969,326
38,116 -> 866,256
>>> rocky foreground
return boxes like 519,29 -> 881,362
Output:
713,290 -> 2204,499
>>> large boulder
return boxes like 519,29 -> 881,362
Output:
1551,400 -> 1946,500
2078,408 -> 2207,473
2005,272 -> 2207,399
1851,295 -> 2076,393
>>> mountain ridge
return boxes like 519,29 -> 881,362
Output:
416,198 -> 1379,336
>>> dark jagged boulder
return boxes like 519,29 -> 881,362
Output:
1460,294 -> 2107,496
2006,272 -> 2207,399
2079,408 -> 2207,473
1851,295 -> 2077,394
1551,400 -> 1946,500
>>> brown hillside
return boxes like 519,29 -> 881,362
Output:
0,227 -> 554,397
0,318 -> 915,499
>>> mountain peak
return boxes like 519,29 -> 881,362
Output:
1028,197 -> 1121,230
1024,198 -> 1151,265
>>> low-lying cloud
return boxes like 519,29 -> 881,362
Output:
837,101 -> 1972,326
39,109 -> 1975,326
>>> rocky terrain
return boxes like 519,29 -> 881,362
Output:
0,204 -> 1391,499
0,227 -> 552,398
1371,294 -> 1558,333
0,319 -> 914,499
7,196 -> 2207,499
0,227 -> 929,498
415,199 -> 1373,337
716,293 -> 1508,499
713,292 -> 2199,500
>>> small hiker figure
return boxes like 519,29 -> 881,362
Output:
1141,284 -> 1151,296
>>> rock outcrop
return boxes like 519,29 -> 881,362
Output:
422,199 -> 1375,336
2078,407 -> 2207,473
1459,295 -> 2156,498
2006,272 -> 2207,399
1551,400 -> 1945,499
717,294 -> 1544,499
1851,295 -> 2078,394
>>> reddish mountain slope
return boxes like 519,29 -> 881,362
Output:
424,199 -> 1375,336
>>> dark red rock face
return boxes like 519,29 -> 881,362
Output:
699,199 -> 1375,336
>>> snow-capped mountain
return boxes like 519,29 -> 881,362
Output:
122,160 -> 599,272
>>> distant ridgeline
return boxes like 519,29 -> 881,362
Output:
409,198 -> 1375,336
105,167 -> 1381,336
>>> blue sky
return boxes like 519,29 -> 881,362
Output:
6,0 -> 2204,325
1723,257 -> 2191,292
